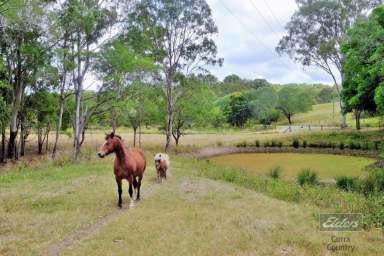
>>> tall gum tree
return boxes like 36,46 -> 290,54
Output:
126,0 -> 222,151
62,0 -> 116,160
276,0 -> 382,128
0,0 -> 48,159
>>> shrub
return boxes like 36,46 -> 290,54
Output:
255,140 -> 260,147
360,169 -> 384,195
263,141 -> 271,147
292,138 -> 300,149
309,143 -> 318,148
302,140 -> 307,148
339,142 -> 345,150
336,176 -> 359,192
236,141 -> 247,148
268,166 -> 282,180
348,141 -> 361,150
362,142 -> 369,151
277,142 -> 283,148
319,142 -> 327,148
374,141 -> 380,151
297,168 -> 318,186
271,140 -> 277,147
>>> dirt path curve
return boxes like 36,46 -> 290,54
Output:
44,182 -> 160,256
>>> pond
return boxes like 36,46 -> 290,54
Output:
209,153 -> 375,181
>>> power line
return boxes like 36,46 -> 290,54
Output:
261,0 -> 285,28
248,0 -> 281,40
217,0 -> 296,71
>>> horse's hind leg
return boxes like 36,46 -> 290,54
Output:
116,177 -> 122,208
136,176 -> 142,201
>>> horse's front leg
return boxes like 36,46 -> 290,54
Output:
116,177 -> 122,208
128,175 -> 133,199
136,176 -> 142,201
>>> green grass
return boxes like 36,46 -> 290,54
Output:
0,156 -> 383,255
209,153 -> 375,181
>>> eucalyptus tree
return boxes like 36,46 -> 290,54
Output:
342,5 -> 384,129
0,0 -> 50,159
95,39 -> 157,140
61,0 -> 117,160
172,76 -> 217,146
277,0 -> 382,128
49,1 -> 77,159
126,0 -> 222,151
277,87 -> 313,125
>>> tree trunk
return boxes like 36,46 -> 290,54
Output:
355,110 -> 361,130
52,95 -> 64,159
133,127 -> 137,147
287,114 -> 292,125
45,124 -> 50,153
19,121 -> 25,157
1,126 -> 5,163
8,85 -> 22,159
341,104 -> 347,129
138,124 -> 142,147
37,128 -> 43,155
52,32 -> 68,159
164,74 -> 173,152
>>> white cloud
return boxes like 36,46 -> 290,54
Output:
206,0 -> 335,84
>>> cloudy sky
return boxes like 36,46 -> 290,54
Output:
205,0 -> 336,84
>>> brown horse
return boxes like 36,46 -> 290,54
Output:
98,132 -> 146,208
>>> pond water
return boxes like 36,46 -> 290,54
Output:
209,153 -> 375,180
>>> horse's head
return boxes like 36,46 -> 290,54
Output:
97,132 -> 122,158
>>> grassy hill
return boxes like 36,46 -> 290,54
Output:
1,155 -> 382,255
278,103 -> 383,128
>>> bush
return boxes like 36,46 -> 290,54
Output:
236,141 -> 247,148
271,140 -> 277,147
309,143 -> 318,148
297,168 -> 318,186
339,142 -> 345,150
362,142 -> 369,151
255,140 -> 260,147
292,138 -> 300,149
268,166 -> 282,179
302,140 -> 307,148
348,141 -> 361,150
319,142 -> 327,148
360,169 -> 384,195
336,176 -> 359,192
374,141 -> 380,151
277,142 -> 283,148
263,141 -> 271,147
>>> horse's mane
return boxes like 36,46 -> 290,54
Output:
105,133 -> 122,141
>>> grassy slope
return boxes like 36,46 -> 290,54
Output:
209,153 -> 375,181
0,157 -> 382,255
279,103 -> 382,127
